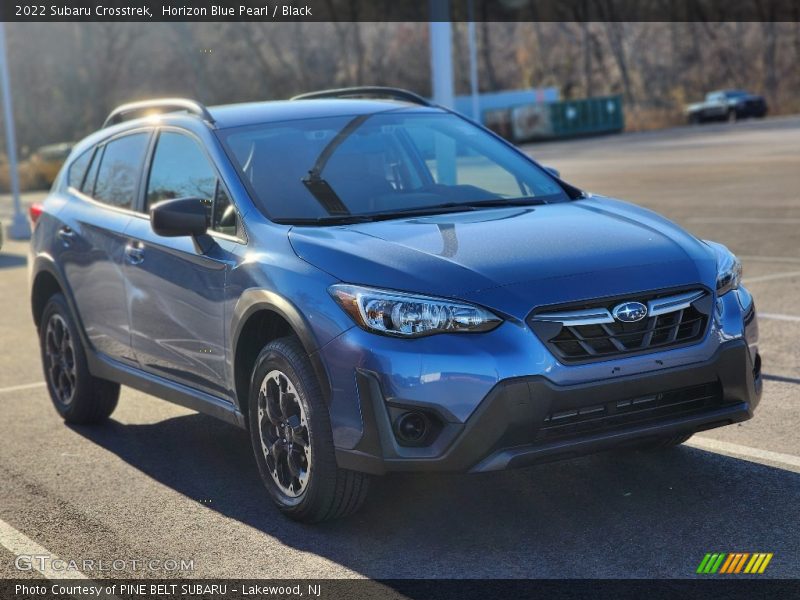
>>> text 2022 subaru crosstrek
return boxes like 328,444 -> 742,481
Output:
29,88 -> 761,522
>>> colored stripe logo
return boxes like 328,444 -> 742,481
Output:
697,552 -> 773,574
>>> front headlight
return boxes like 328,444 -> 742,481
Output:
329,284 -> 502,337
706,240 -> 742,296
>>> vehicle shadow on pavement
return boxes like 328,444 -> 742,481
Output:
70,413 -> 800,579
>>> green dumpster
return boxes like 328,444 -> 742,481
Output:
548,95 -> 624,138
483,95 -> 624,143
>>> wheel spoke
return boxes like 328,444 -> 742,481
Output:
58,372 -> 70,401
257,368 -> 312,498
269,439 -> 286,461
279,390 -> 297,421
262,386 -> 283,425
46,328 -> 58,355
54,319 -> 64,347
288,424 -> 307,447
265,397 -> 283,426
44,314 -> 77,406
286,447 -> 304,478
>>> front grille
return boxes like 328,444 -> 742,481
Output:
529,289 -> 711,363
538,382 -> 723,442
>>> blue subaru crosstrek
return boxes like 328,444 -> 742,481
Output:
29,88 -> 761,522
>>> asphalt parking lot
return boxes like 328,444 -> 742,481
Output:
0,116 -> 798,580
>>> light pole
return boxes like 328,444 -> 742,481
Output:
0,22 -> 30,240
429,0 -> 454,109
429,0 -> 456,184
467,0 -> 480,121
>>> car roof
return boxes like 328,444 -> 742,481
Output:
69,98 -> 444,159
207,98 -> 442,129
710,89 -> 748,96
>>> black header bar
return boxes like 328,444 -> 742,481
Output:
4,579 -> 800,600
1,0 -> 799,23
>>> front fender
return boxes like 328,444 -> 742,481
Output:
230,289 -> 336,412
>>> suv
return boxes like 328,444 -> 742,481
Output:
30,88 -> 761,522
686,89 -> 768,124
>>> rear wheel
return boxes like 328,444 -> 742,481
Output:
39,294 -> 120,424
248,336 -> 369,522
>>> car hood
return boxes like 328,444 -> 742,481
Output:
289,197 -> 717,318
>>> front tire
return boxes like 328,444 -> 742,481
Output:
39,294 -> 120,424
248,336 -> 369,522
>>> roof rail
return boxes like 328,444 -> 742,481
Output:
291,86 -> 433,107
102,98 -> 215,128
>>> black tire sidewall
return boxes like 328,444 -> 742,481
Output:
248,339 -> 335,517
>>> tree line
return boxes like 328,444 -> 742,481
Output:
3,21 -> 799,155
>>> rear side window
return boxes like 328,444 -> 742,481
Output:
81,147 -> 103,195
67,149 -> 93,190
146,131 -> 238,236
92,132 -> 150,210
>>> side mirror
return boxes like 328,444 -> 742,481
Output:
543,166 -> 561,179
150,197 -> 208,238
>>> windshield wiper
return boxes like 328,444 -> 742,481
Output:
274,204 -> 477,226
355,198 -> 547,221
273,215 -> 376,226
301,114 -> 372,216
274,198 -> 550,226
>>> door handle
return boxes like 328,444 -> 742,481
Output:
125,243 -> 145,265
57,227 -> 75,246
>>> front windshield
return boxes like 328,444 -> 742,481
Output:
218,111 -> 568,223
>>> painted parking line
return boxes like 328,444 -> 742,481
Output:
0,382 -> 45,394
758,312 -> 800,323
0,518 -> 87,580
742,270 -> 800,284
688,437 -> 800,471
688,217 -> 800,225
763,374 -> 800,385
0,519 -> 121,599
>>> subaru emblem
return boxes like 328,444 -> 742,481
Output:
612,301 -> 648,323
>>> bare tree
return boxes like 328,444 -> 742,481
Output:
4,18 -> 798,158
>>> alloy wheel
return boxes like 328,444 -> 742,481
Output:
44,313 -> 77,406
257,369 -> 312,498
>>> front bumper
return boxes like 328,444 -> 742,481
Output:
336,339 -> 761,474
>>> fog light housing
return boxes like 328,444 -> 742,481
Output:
394,412 -> 428,443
